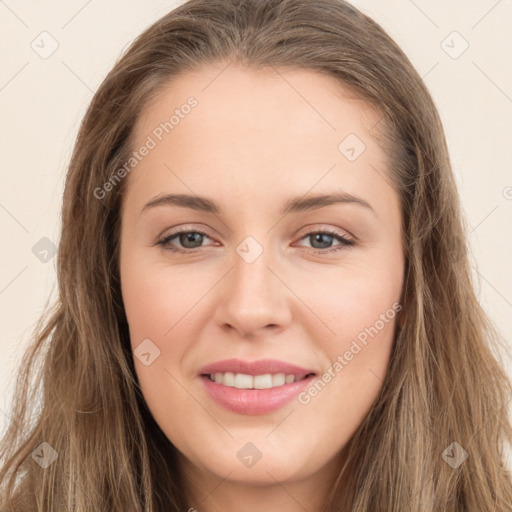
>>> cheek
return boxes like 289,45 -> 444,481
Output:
290,254 -> 402,421
121,253 -> 211,343
292,250 -> 403,349
291,316 -> 399,456
120,254 -> 208,442
120,251 -> 219,417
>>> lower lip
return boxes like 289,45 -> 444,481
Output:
199,374 -> 316,415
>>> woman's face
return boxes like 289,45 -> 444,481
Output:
119,63 -> 404,505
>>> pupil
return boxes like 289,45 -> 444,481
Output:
311,233 -> 332,249
180,232 -> 202,248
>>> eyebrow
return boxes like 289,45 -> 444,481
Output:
141,191 -> 375,217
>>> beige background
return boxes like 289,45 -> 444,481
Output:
1,0 -> 511,463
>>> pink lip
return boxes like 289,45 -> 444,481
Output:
198,358 -> 315,378
198,358 -> 317,415
200,374 -> 316,415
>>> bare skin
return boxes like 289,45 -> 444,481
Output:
119,62 -> 405,512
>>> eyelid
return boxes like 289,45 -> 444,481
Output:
156,224 -> 215,241
295,224 -> 356,242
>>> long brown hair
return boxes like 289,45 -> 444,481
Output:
1,0 -> 511,510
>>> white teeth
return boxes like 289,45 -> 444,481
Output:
254,374 -> 272,389
222,372 -> 235,387
208,372 -> 306,389
272,373 -> 286,386
234,373 -> 253,389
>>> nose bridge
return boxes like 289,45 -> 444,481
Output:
215,236 -> 291,336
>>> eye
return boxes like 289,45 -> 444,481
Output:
156,228 -> 214,253
296,228 -> 355,254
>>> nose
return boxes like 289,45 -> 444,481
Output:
213,244 -> 293,338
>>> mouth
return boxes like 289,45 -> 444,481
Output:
201,371 -> 316,390
198,369 -> 318,415
197,358 -> 318,414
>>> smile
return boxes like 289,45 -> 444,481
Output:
200,373 -> 317,415
204,372 -> 314,389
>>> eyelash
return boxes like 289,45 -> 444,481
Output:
155,227 -> 356,255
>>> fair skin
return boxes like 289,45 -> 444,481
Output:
119,63 -> 405,512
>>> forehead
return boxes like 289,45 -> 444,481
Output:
133,63 -> 382,147
124,63 -> 393,218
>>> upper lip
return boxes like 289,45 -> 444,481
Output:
198,358 -> 317,378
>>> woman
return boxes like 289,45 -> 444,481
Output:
1,0 -> 511,510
